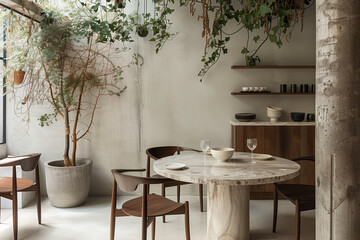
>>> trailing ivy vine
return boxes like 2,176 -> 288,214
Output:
44,0 -> 314,81
177,0 -> 314,80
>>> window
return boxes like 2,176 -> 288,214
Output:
0,17 -> 5,144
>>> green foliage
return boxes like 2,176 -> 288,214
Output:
178,0 -> 313,76
38,112 -> 58,127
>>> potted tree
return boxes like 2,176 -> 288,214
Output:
2,5 -> 140,207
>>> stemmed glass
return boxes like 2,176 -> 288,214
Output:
247,138 -> 257,160
200,140 -> 211,156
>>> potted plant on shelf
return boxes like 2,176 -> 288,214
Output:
1,3 -> 143,207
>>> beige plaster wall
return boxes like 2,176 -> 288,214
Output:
6,4 -> 315,196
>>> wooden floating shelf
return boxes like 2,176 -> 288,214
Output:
231,92 -> 315,95
231,65 -> 315,69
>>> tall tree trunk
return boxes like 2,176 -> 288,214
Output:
71,129 -> 77,167
316,1 -> 360,239
63,108 -> 72,167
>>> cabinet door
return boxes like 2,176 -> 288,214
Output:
232,125 -> 315,199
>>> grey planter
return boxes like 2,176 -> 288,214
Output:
44,159 -> 93,208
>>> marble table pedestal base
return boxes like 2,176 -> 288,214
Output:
207,183 -> 250,240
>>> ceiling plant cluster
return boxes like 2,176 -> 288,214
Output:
71,0 -> 313,81
175,0 -> 314,80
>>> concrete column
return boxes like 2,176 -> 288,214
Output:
316,1 -> 360,239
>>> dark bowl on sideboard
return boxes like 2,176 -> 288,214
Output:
291,112 -> 305,122
235,113 -> 256,122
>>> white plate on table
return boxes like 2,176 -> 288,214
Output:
252,154 -> 273,160
164,163 -> 186,170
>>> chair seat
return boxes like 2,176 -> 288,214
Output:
0,177 -> 33,193
277,184 -> 315,210
122,194 -> 184,217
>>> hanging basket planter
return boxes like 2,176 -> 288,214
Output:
14,70 -> 25,85
137,25 -> 149,38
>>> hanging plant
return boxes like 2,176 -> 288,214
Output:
177,0 -> 314,80
137,24 -> 149,37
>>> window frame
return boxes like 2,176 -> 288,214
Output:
0,21 -> 6,144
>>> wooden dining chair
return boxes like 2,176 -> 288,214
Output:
0,153 -> 42,240
146,146 -> 204,222
110,169 -> 190,240
272,156 -> 315,240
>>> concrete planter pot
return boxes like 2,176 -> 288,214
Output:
44,159 -> 93,208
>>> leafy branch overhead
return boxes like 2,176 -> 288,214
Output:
74,0 -> 313,80
176,0 -> 313,79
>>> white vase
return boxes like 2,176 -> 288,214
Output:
44,159 -> 92,208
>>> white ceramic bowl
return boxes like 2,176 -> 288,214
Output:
267,106 -> 282,122
211,147 -> 234,162
242,87 -> 249,92
267,106 -> 282,112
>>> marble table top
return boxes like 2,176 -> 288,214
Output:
153,152 -> 300,186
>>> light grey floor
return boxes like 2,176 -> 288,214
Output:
0,196 -> 315,240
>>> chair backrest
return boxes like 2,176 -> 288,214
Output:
291,156 -> 315,184
0,153 -> 41,171
146,146 -> 200,160
112,169 -> 175,193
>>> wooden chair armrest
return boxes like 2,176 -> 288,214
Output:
0,154 -> 41,170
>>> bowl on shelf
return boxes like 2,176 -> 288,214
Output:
211,147 -> 234,162
267,106 -> 282,122
235,113 -> 256,122
291,112 -> 305,122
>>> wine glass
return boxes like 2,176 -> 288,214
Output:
247,138 -> 257,159
200,140 -> 211,155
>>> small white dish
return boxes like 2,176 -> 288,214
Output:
248,87 -> 255,92
254,87 -> 260,92
242,87 -> 249,92
252,154 -> 273,160
164,163 -> 186,170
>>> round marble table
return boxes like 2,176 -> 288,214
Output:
153,152 -> 300,240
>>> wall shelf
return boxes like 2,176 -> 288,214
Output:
231,65 -> 315,69
231,92 -> 315,96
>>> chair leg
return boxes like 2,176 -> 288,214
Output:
273,186 -> 278,233
110,180 -> 117,240
152,218 -> 156,240
162,185 -> 166,223
295,200 -> 300,240
199,184 -> 204,212
13,196 -> 18,240
142,217 -> 147,240
184,201 -> 190,240
177,186 -> 181,203
12,167 -> 18,240
36,166 -> 41,224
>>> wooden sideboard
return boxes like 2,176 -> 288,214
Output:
231,122 -> 315,199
